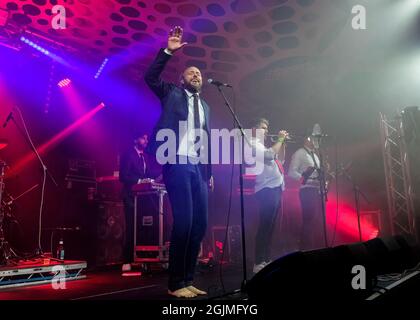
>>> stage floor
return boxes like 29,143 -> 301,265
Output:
0,263 -> 245,300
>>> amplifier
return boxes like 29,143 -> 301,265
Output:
96,175 -> 122,201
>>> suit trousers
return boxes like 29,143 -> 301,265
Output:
163,162 -> 208,291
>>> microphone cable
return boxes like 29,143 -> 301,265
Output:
14,106 -> 47,255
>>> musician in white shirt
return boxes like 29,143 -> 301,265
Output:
247,118 -> 288,273
288,135 -> 325,250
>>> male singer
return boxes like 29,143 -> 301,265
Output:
247,118 -> 288,273
144,26 -> 213,298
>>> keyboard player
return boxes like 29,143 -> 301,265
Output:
119,132 -> 162,273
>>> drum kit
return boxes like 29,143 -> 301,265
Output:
0,138 -> 26,266
0,139 -> 11,265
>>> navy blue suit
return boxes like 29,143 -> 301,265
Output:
145,49 -> 211,291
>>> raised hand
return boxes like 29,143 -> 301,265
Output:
167,26 -> 188,53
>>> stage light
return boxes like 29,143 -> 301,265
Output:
0,8 -> 9,27
94,58 -> 109,79
7,102 -> 106,177
20,36 -> 50,56
57,78 -> 71,88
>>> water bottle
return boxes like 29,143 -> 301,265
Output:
56,239 -> 65,260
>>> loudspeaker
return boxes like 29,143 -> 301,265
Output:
59,180 -> 95,261
91,201 -> 125,267
246,235 -> 420,302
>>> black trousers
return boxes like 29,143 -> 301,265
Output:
299,187 -> 325,251
122,192 -> 135,264
255,187 -> 282,265
163,163 -> 208,292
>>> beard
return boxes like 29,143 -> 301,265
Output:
136,142 -> 147,150
184,80 -> 201,93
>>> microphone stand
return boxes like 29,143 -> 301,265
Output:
3,184 -> 39,207
314,137 -> 329,248
341,167 -> 370,242
215,85 -> 250,292
10,107 -> 58,257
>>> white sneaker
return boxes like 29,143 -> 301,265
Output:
122,263 -> 131,272
253,262 -> 267,274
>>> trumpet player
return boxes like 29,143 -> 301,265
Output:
247,118 -> 289,273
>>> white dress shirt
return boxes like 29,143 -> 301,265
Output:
247,137 -> 285,193
177,89 -> 205,158
288,147 -> 320,188
163,49 -> 205,160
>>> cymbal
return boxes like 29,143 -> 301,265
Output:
0,139 -> 8,150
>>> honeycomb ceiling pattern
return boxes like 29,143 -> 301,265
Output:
2,0 -> 338,84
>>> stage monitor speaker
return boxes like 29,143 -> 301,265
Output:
246,235 -> 420,302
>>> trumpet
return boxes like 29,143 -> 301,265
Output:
266,134 -> 297,143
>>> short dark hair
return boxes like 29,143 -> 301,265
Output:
132,131 -> 147,140
249,118 -> 269,129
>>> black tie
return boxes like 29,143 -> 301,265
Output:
193,93 -> 202,156
139,152 -> 146,176
193,93 -> 200,130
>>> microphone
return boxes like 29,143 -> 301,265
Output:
311,123 -> 328,137
311,123 -> 322,149
207,78 -> 232,88
2,112 -> 13,128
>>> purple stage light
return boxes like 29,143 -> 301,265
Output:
57,78 -> 71,88
20,36 -> 50,56
94,58 -> 109,79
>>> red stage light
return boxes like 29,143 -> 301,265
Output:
7,102 -> 106,177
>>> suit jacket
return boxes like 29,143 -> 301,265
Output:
119,148 -> 159,196
144,48 -> 212,180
